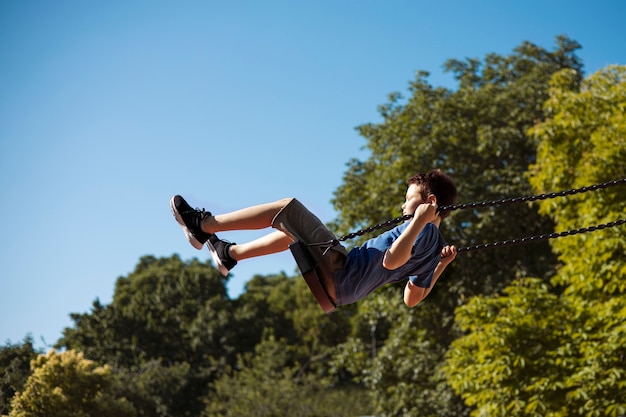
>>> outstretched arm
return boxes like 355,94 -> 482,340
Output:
403,245 -> 457,307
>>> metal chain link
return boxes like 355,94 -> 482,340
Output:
438,177 -> 626,213
334,177 -> 626,248
337,214 -> 414,242
457,218 -> 626,253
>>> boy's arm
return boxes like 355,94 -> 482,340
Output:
383,202 -> 438,270
403,245 -> 457,307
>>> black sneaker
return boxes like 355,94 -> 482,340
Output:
170,195 -> 213,250
206,234 -> 237,276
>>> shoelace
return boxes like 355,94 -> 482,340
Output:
181,207 -> 211,231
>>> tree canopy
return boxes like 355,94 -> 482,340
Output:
0,338 -> 38,416
8,350 -> 135,417
330,35 -> 583,416
444,65 -> 626,416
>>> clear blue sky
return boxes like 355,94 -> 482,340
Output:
2,0 -> 625,350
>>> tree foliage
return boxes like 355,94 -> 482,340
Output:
8,350 -> 135,417
444,66 -> 626,416
528,65 -> 626,297
204,335 -> 371,417
331,35 -> 582,415
333,36 -> 582,294
52,256 -> 354,416
0,338 -> 39,416
56,255 -> 237,416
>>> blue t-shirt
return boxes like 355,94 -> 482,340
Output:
333,222 -> 445,306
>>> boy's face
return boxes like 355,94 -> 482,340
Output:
402,183 -> 426,216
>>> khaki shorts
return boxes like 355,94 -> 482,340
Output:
271,198 -> 348,271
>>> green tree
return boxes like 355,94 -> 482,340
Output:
331,36 -> 582,416
204,335 -> 371,417
445,279 -> 577,416
119,360 -> 192,417
234,273 -> 302,351
444,66 -> 626,416
333,36 -> 582,295
56,255 -> 350,416
528,65 -> 626,297
527,64 -> 626,415
0,337 -> 38,416
57,255 -> 237,417
233,271 -> 356,392
9,350 -> 135,417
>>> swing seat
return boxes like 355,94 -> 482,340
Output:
289,241 -> 337,314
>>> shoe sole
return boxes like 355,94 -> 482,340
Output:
206,240 -> 229,277
170,196 -> 203,250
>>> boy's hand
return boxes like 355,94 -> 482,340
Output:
440,245 -> 457,267
403,244 -> 457,307
414,201 -> 438,223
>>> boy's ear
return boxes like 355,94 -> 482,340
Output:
427,194 -> 437,204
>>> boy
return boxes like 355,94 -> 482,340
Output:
171,169 -> 457,308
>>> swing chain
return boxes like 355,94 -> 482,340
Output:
439,177 -> 626,213
337,214 -> 413,242
457,218 -> 626,253
336,177 -> 626,243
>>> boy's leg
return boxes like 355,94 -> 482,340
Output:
171,195 -> 292,249
203,198 -> 293,233
172,196 -> 333,277
197,198 -> 294,276
229,230 -> 293,260
207,229 -> 292,277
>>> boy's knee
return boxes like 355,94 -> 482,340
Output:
277,197 -> 295,208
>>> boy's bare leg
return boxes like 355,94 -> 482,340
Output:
202,198 -> 292,233
229,230 -> 293,260
172,196 -> 295,276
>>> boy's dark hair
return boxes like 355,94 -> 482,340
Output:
408,169 -> 457,219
